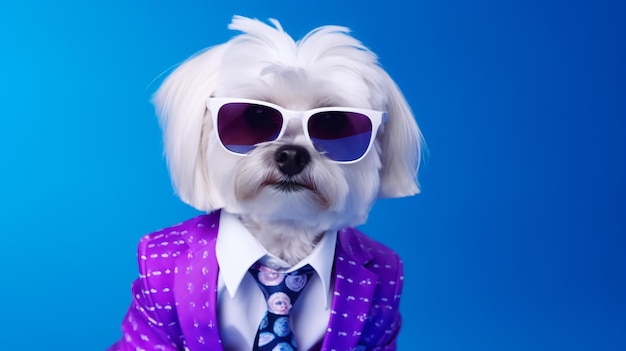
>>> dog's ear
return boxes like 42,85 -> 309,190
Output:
377,71 -> 424,198
152,45 -> 226,212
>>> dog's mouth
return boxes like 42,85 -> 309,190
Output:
264,179 -> 314,193
259,173 -> 319,193
245,175 -> 330,209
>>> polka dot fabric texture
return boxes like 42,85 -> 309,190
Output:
107,210 -> 404,351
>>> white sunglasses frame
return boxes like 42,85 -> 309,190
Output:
206,97 -> 387,164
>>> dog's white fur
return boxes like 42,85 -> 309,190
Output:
153,16 -> 423,264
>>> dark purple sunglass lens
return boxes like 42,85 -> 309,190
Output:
308,111 -> 373,162
217,103 -> 283,154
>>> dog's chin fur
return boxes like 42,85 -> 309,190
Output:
153,16 -> 424,265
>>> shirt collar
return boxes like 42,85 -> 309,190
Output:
215,211 -> 337,308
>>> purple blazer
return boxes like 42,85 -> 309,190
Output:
108,211 -> 403,351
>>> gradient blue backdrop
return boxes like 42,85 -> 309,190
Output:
1,1 -> 624,350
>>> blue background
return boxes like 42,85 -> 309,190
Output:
1,0 -> 624,350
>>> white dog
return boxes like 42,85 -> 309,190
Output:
109,15 -> 423,351
154,16 -> 422,265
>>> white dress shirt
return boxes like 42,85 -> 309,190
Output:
215,212 -> 337,351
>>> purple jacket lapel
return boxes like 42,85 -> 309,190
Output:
174,211 -> 223,350
320,228 -> 379,351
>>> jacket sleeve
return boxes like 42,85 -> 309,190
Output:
374,314 -> 402,351
367,252 -> 404,351
107,234 -> 182,351
382,254 -> 404,350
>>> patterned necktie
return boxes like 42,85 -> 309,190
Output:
248,263 -> 314,351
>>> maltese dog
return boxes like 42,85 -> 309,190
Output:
154,16 -> 422,265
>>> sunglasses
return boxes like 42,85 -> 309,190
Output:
207,98 -> 387,164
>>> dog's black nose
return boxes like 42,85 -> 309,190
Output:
274,145 -> 311,176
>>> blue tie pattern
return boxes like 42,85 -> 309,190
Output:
249,263 -> 314,351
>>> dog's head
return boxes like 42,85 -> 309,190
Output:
153,16 -> 423,233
